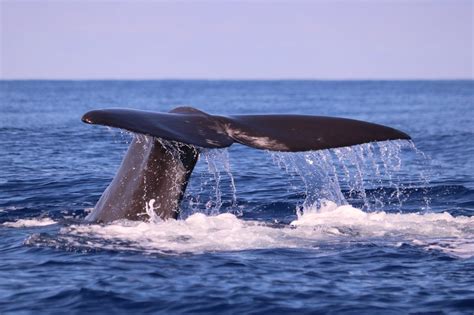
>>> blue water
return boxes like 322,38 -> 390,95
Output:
1,80 -> 473,314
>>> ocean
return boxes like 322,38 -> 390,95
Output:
0,80 -> 473,314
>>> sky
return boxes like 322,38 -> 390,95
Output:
0,0 -> 472,80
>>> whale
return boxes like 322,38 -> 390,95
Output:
82,107 -> 410,223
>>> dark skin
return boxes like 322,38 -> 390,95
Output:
83,107 -> 410,223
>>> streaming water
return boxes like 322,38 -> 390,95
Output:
183,148 -> 239,218
270,140 -> 432,215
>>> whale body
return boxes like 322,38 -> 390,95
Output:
82,107 -> 410,223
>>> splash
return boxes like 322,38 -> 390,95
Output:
270,140 -> 431,213
26,204 -> 474,258
145,199 -> 162,224
3,218 -> 56,227
183,148 -> 239,218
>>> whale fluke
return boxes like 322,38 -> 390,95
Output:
82,107 -> 234,149
82,107 -> 410,223
216,114 -> 410,152
83,107 -> 410,152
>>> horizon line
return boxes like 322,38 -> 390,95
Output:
1,78 -> 473,82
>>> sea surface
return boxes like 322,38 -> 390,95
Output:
0,80 -> 473,314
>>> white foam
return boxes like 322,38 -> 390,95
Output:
62,213 -> 298,253
0,206 -> 20,213
56,202 -> 474,258
291,201 -> 473,239
3,218 -> 57,227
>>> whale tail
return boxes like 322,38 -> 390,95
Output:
82,107 -> 410,222
83,106 -> 410,152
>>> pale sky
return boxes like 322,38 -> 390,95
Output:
1,0 -> 472,79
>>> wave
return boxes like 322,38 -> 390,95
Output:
21,202 -> 474,259
3,218 -> 57,227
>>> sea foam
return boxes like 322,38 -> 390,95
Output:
42,202 -> 474,258
3,218 -> 57,228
